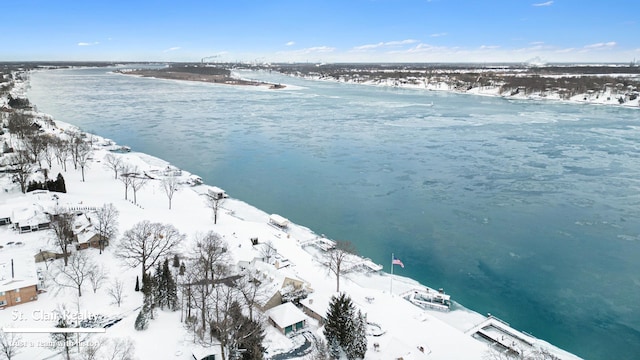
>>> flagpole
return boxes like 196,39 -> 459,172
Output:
390,253 -> 394,295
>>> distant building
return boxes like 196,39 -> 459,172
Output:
0,257 -> 38,308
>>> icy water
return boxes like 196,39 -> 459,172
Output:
28,67 -> 640,360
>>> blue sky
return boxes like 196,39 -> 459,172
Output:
2,0 -> 639,63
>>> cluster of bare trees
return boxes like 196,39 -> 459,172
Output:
114,228 -> 264,359
181,231 -> 266,359
105,153 -> 183,210
1,110 -> 96,193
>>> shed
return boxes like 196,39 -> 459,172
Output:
269,214 -> 289,229
265,302 -> 307,335
208,186 -> 228,200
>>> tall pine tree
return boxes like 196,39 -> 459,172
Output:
324,293 -> 367,360
346,310 -> 367,359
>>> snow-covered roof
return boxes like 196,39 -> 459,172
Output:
300,293 -> 332,319
0,256 -> 38,292
11,205 -> 49,226
191,344 -> 222,359
265,302 -> 307,328
269,214 -> 289,227
77,229 -> 99,244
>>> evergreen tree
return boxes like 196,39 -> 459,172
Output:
154,262 -> 166,308
56,173 -> 66,193
227,301 -> 266,360
172,253 -> 180,268
134,308 -> 148,330
135,276 -> 140,292
141,272 -> 155,320
346,310 -> 367,360
324,293 -> 366,360
164,259 -> 178,311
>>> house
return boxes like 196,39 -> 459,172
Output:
242,260 -> 311,311
300,294 -> 332,324
0,205 -> 12,226
34,250 -> 62,263
265,302 -> 307,335
11,205 -> 50,233
76,230 -> 102,250
0,257 -> 39,308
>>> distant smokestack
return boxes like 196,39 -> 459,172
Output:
11,259 -> 14,279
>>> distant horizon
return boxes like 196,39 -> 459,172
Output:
2,60 -> 638,66
3,1 -> 639,64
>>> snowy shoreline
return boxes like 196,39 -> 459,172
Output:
249,65 -> 640,109
290,73 -> 640,109
0,77 -> 582,359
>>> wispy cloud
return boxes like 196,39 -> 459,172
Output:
583,41 -> 616,49
352,39 -> 418,51
278,46 -> 336,56
77,42 -> 99,46
429,33 -> 447,38
285,41 -> 295,46
479,45 -> 501,50
532,1 -> 553,6
163,46 -> 181,53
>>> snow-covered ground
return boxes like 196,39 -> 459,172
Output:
0,82 -> 583,359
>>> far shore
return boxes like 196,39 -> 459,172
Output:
115,68 -> 286,89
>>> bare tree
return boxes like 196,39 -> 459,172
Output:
0,329 -> 22,360
41,134 -> 55,169
52,251 -> 93,297
50,304 -> 77,360
327,240 -> 356,293
123,166 -> 148,204
52,138 -> 70,171
236,275 -> 267,321
205,194 -> 225,224
5,150 -> 33,193
104,153 -> 123,179
76,140 -> 92,182
22,132 -> 46,167
93,203 -> 119,254
69,131 -> 84,170
259,240 -> 277,264
6,111 -> 33,140
48,211 -> 75,266
187,231 -> 230,335
161,174 -> 180,210
107,278 -> 126,307
88,264 -> 108,293
209,284 -> 238,360
80,336 -> 104,360
104,337 -> 136,360
118,164 -> 133,200
115,221 -> 185,281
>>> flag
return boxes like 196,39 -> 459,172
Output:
392,255 -> 404,268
